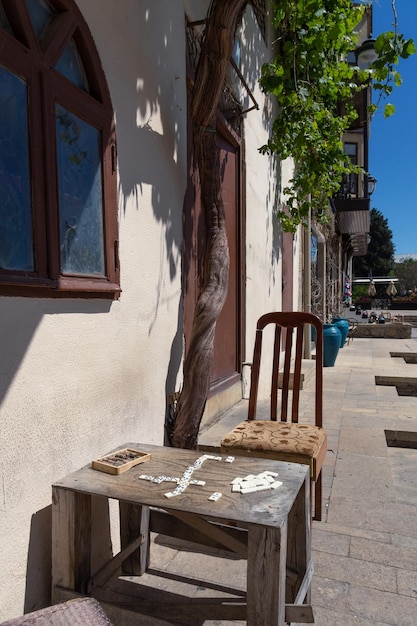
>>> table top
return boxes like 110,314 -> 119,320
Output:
53,443 -> 308,528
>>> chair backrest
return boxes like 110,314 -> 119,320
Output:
247,312 -> 323,427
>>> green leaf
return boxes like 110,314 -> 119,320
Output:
384,103 -> 396,118
393,71 -> 402,87
259,0 -> 414,233
403,39 -> 417,58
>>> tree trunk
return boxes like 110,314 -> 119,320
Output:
171,0 -> 248,449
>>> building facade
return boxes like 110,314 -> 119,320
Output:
0,0 -> 305,618
312,7 -> 374,322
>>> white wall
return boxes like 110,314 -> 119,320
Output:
240,8 -> 296,397
0,1 -> 187,618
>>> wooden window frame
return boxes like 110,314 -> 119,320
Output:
0,0 -> 120,299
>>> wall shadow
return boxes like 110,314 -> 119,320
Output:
112,4 -> 187,429
24,496 -> 114,613
24,506 -> 52,613
0,298 -> 112,406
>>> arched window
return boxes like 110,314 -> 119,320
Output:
0,0 -> 119,298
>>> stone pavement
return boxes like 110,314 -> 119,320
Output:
197,333 -> 417,625
110,332 -> 417,625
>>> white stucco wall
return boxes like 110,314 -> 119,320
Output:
243,16 -> 273,311
280,159 -> 304,313
240,8 -> 296,397
0,1 -> 187,619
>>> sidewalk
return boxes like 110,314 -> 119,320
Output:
109,334 -> 417,625
197,334 -> 417,625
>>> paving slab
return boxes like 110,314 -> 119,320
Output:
347,584 -> 417,626
311,527 -> 350,556
349,535 -> 417,572
327,497 -> 417,536
388,447 -> 417,506
397,568 -> 417,598
338,426 -> 388,455
312,550 -> 397,594
297,604 -> 387,626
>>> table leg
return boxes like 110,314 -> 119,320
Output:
51,486 -> 92,598
247,521 -> 287,625
119,502 -> 150,575
286,474 -> 311,604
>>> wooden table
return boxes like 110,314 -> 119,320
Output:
52,443 -> 313,625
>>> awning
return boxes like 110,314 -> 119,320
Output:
353,277 -> 399,284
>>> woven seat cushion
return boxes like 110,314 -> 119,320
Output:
221,420 -> 327,480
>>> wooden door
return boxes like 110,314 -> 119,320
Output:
212,132 -> 240,386
282,230 -> 294,312
183,127 -> 241,392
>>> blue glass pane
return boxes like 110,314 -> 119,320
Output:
25,0 -> 55,40
0,2 -> 13,34
55,39 -> 90,92
0,66 -> 33,271
55,105 -> 105,276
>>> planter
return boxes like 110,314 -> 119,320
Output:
354,300 -> 372,310
323,323 -> 342,367
332,317 -> 349,348
390,301 -> 417,310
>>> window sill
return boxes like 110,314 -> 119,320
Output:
0,276 -> 121,299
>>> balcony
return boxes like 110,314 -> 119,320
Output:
349,232 -> 368,256
333,197 -> 371,235
333,170 -> 374,256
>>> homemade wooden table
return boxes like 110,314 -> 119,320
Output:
52,443 -> 313,625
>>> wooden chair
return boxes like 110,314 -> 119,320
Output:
220,312 -> 327,520
346,319 -> 359,344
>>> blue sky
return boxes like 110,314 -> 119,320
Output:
370,0 -> 417,255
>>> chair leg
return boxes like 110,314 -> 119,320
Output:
313,473 -> 322,521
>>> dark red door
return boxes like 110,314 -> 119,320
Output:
183,128 -> 241,391
212,132 -> 240,385
282,230 -> 294,312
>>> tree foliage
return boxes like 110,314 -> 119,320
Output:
259,0 -> 415,233
353,208 -> 395,278
394,258 -> 417,293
